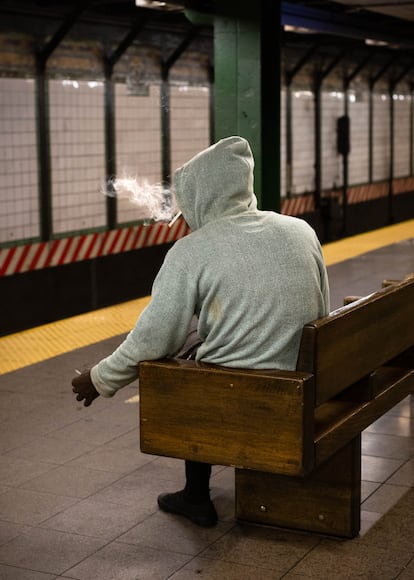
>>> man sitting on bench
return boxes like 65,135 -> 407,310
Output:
71,136 -> 330,527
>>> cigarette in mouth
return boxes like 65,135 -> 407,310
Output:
168,211 -> 182,228
74,369 -> 82,375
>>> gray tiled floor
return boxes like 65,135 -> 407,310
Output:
0,241 -> 413,579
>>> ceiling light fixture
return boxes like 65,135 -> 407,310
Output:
135,0 -> 183,10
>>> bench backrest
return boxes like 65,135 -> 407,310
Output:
296,276 -> 414,406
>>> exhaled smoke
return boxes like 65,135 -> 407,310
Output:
104,176 -> 179,223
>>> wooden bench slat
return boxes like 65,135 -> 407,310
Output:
139,359 -> 315,476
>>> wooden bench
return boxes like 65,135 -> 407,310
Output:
139,276 -> 414,538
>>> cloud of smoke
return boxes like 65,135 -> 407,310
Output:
104,176 -> 179,223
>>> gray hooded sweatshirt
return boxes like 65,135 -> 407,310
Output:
91,136 -> 330,397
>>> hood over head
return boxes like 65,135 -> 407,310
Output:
173,136 -> 258,231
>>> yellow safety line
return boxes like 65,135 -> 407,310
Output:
0,296 -> 150,375
0,219 -> 412,376
322,219 -> 414,266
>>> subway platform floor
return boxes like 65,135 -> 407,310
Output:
0,220 -> 413,579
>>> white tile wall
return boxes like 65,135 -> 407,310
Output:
115,83 -> 162,225
2,72 -> 414,247
348,93 -> 370,185
372,92 -> 390,182
0,78 -> 39,243
49,79 -> 106,235
321,91 -> 343,190
393,93 -> 411,178
291,90 -> 315,195
170,85 -> 210,172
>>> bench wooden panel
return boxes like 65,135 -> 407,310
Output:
140,359 -> 314,476
297,277 -> 414,405
236,436 -> 362,538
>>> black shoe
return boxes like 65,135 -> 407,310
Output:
157,490 -> 218,527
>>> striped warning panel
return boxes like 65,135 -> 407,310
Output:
393,175 -> 414,195
281,177 -> 414,215
281,194 -> 315,216
333,177 -> 414,204
347,183 -> 389,203
0,218 -> 190,277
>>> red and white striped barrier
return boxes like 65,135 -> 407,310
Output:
331,176 -> 414,204
0,218 -> 190,277
393,175 -> 414,195
281,194 -> 315,216
347,183 -> 388,204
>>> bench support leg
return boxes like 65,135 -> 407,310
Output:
235,435 -> 361,538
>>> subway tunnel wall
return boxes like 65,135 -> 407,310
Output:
1,23 -> 414,335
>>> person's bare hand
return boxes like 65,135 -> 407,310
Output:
72,370 -> 100,407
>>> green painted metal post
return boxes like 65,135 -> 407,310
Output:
35,57 -> 52,242
104,61 -> 117,231
411,82 -> 414,176
212,1 -> 281,211
260,0 -> 281,212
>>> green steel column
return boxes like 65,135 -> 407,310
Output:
369,84 -> 374,183
411,83 -> 414,176
213,1 -> 281,211
104,61 -> 117,231
160,65 -> 171,186
388,83 -> 394,224
35,58 -> 52,242
261,0 -> 281,211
